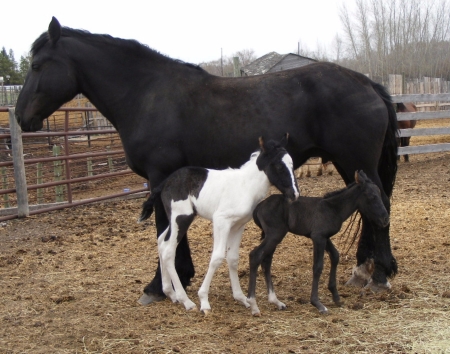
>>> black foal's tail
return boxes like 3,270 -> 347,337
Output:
138,181 -> 166,222
372,81 -> 398,198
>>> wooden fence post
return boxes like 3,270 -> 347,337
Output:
87,157 -> 93,177
1,167 -> 9,208
8,108 -> 29,217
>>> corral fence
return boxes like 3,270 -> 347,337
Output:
389,74 -> 450,156
0,107 -> 148,222
1,82 -> 449,221
0,85 -> 22,106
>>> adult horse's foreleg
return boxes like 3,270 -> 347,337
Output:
140,197 -> 195,305
158,222 -> 197,311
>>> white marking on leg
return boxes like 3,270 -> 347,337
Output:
268,290 -> 286,310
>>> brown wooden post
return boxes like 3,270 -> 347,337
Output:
8,108 -> 29,217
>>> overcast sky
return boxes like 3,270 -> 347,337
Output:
3,0 -> 349,64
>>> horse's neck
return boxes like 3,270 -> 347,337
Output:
238,160 -> 271,197
67,39 -> 186,128
326,186 -> 360,222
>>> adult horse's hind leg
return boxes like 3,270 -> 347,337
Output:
333,161 -> 396,290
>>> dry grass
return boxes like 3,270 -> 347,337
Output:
1,145 -> 449,353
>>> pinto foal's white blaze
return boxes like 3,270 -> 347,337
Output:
153,138 -> 299,313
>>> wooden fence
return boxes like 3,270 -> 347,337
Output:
391,93 -> 450,156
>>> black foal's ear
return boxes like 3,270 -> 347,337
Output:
355,170 -> 367,184
280,133 -> 289,147
49,17 -> 61,46
259,136 -> 265,152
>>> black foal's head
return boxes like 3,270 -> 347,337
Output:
355,170 -> 389,228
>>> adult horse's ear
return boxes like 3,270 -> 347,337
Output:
259,136 -> 265,152
48,17 -> 61,46
355,170 -> 360,184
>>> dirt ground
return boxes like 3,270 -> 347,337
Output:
1,139 -> 450,352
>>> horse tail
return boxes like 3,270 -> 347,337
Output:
138,181 -> 166,222
372,82 -> 398,198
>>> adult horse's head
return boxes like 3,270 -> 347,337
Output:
355,170 -> 390,228
256,133 -> 300,202
15,17 -> 79,131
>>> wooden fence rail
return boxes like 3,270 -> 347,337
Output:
392,93 -> 450,156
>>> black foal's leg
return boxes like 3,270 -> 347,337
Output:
247,229 -> 287,316
326,239 -> 341,306
310,235 -> 328,314
140,197 -> 195,305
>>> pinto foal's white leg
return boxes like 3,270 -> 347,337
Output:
198,219 -> 230,314
226,224 -> 250,308
158,222 -> 197,311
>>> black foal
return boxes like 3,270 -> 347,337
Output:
247,171 -> 390,315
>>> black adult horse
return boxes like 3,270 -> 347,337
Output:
15,17 -> 398,303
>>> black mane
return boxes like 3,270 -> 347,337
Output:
31,27 -> 204,72
323,181 -> 356,199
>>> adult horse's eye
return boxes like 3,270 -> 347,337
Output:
31,64 -> 40,71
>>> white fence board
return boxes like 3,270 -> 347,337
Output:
398,143 -> 450,155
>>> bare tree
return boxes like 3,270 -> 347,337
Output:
336,0 -> 450,82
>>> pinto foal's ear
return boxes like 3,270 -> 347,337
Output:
259,136 -> 265,152
48,17 -> 61,45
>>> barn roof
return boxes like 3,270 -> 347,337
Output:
241,52 -> 317,76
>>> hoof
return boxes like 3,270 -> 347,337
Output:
365,279 -> 391,293
319,309 -> 329,315
201,309 -> 211,316
252,311 -> 261,317
187,306 -> 198,312
137,293 -> 166,305
345,275 -> 367,288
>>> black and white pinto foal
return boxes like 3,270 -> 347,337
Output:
248,171 -> 390,316
139,135 -> 300,314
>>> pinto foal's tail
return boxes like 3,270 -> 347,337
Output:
138,182 -> 166,222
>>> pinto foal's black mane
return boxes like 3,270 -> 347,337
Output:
31,27 -> 205,72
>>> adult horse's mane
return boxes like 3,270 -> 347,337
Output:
31,27 -> 204,72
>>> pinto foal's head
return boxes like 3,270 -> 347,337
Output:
256,133 -> 299,202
